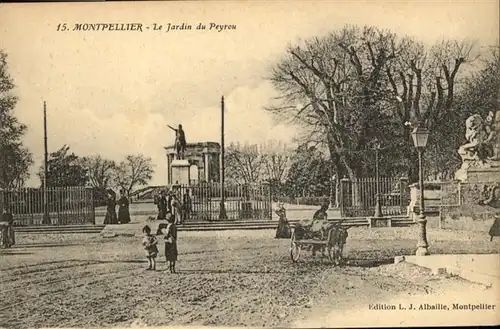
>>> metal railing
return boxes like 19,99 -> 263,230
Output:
163,182 -> 272,221
340,177 -> 409,217
0,186 -> 95,226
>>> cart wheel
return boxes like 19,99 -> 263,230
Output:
290,232 -> 301,263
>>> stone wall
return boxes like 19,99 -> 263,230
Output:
408,182 -> 444,219
439,181 -> 500,232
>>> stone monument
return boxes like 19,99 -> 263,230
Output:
454,110 -> 500,182
170,159 -> 191,185
165,142 -> 220,185
438,110 -> 500,232
166,124 -> 190,185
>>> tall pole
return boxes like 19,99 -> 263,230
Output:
219,96 -> 227,220
375,147 -> 380,196
373,143 -> 383,218
42,101 -> 50,224
1,141 -> 6,213
416,149 -> 429,255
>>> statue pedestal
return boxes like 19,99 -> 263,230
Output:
443,165 -> 500,232
445,111 -> 500,231
455,166 -> 500,183
165,142 -> 221,185
171,159 -> 190,185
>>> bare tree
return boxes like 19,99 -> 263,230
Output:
268,25 -> 397,180
80,155 -> 117,190
225,142 -> 265,184
386,38 -> 477,128
259,140 -> 292,184
385,37 -> 478,181
268,25 -> 478,182
115,154 -> 154,195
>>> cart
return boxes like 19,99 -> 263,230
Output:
290,220 -> 348,265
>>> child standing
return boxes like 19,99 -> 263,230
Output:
142,225 -> 158,271
162,216 -> 178,273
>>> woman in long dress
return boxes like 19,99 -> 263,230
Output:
117,191 -> 131,224
103,191 -> 117,224
275,203 -> 290,239
157,191 -> 167,220
0,206 -> 15,248
163,216 -> 178,273
489,214 -> 500,241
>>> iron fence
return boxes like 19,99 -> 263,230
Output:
168,182 -> 272,221
340,177 -> 409,217
0,186 -> 95,226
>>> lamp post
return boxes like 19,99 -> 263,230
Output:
330,174 -> 336,208
411,126 -> 430,256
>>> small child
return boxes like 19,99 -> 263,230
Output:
142,225 -> 158,271
162,216 -> 178,273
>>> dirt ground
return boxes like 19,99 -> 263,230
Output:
1,227 -> 499,328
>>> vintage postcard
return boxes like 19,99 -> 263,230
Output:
0,0 -> 499,328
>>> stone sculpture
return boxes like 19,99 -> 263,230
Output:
478,183 -> 500,208
455,110 -> 500,181
168,124 -> 187,160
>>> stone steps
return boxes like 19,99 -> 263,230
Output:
15,225 -> 105,234
13,216 -> 414,235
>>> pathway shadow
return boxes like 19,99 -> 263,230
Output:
116,260 -> 148,264
14,243 -> 81,249
177,269 -> 281,275
343,257 -> 394,268
181,246 -> 257,256
287,256 -> 395,268
0,251 -> 34,256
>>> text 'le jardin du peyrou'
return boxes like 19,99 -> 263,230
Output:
56,23 -> 237,33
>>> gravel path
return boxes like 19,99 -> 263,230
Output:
1,227 -> 498,328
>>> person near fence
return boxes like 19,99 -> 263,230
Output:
162,215 -> 178,273
103,191 -> 118,225
141,225 -> 158,271
157,190 -> 167,220
117,190 -> 131,224
171,194 -> 182,225
275,202 -> 291,239
181,189 -> 192,223
0,205 -> 15,248
313,201 -> 329,220
166,190 -> 173,215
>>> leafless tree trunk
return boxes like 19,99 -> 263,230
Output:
385,38 -> 477,182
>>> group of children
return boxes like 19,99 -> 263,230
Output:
141,216 -> 178,273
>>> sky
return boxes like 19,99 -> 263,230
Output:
0,0 -> 498,187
